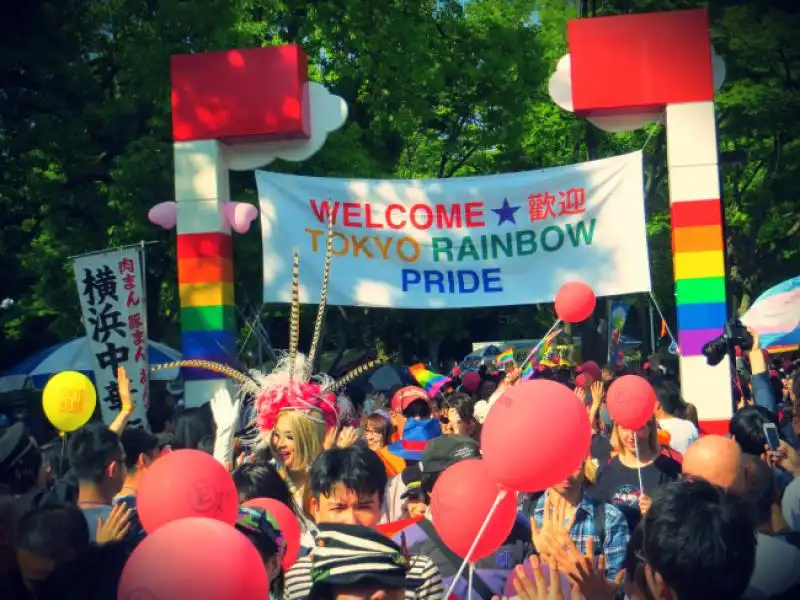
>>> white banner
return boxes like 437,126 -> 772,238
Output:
257,151 -> 651,309
73,247 -> 149,426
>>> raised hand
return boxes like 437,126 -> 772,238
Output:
117,366 -> 134,414
323,427 -> 337,450
336,426 -> 360,448
590,381 -> 604,406
505,364 -> 522,386
512,555 -> 581,600
639,493 -> 652,516
96,503 -> 133,544
552,536 -> 619,600
574,386 -> 587,404
530,493 -> 576,562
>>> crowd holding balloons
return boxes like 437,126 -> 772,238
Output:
1,279 -> 799,600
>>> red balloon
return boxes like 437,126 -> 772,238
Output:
137,449 -> 239,534
242,497 -> 302,569
481,380 -> 591,492
118,517 -> 269,600
606,375 -> 657,430
554,281 -> 596,323
430,459 -> 517,561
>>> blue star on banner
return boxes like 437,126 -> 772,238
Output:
492,198 -> 520,226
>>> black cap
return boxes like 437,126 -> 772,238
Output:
308,523 -> 423,598
418,435 -> 480,474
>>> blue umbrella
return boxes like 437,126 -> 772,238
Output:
0,337 -> 181,393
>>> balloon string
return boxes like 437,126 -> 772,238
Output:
519,320 -> 562,372
442,489 -> 507,600
634,435 -> 645,495
59,433 -> 67,474
467,563 -> 474,600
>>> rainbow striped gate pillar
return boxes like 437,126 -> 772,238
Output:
149,47 -> 347,407
552,9 -> 732,434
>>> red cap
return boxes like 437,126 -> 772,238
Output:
391,386 -> 432,412
577,360 -> 601,381
460,371 -> 481,393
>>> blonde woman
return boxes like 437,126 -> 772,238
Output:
592,417 -> 681,532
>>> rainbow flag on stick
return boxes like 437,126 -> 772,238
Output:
408,363 -> 452,398
496,348 -> 514,366
520,327 -> 563,380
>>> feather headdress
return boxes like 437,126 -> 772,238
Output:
151,212 -> 388,432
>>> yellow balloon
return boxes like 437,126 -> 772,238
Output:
42,371 -> 97,432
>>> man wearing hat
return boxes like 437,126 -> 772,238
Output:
308,523 -> 425,600
393,436 -> 532,600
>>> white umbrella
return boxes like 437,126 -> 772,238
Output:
0,337 -> 181,393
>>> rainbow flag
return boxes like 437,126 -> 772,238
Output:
408,363 -> 451,398
521,327 -> 563,380
520,362 -> 534,380
496,348 -> 514,365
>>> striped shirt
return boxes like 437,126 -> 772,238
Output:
284,552 -> 444,599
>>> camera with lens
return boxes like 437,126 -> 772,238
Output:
701,318 -> 753,366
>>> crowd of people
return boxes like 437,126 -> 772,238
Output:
1,331 -> 799,599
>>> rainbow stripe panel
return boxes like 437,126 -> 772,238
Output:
671,199 -> 728,356
177,232 -> 236,380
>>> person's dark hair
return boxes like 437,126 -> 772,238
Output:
476,380 -> 497,401
67,424 -> 124,483
792,368 -> 800,403
403,399 -> 431,419
15,504 -> 90,562
309,446 -> 387,503
729,405 -> 779,456
119,427 -> 159,471
638,479 -> 756,600
172,404 -> 215,450
653,381 -> 684,416
0,495 -> 24,550
146,397 -> 175,434
197,434 -> 215,455
443,392 -> 477,421
741,456 -> 775,526
37,540 -> 136,600
232,462 -> 295,511
41,439 -> 70,479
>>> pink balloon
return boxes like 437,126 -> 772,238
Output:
118,517 -> 269,600
148,201 -> 177,230
224,202 -> 259,234
137,450 -> 239,534
606,375 -> 657,430
482,380 -> 591,492
554,281 -> 596,323
242,497 -> 302,570
430,459 -> 517,561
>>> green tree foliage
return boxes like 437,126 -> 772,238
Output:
1,0 -> 798,370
